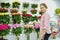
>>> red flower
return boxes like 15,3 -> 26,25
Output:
0,24 -> 10,30
22,14 -> 32,17
38,16 -> 41,19
52,32 -> 58,37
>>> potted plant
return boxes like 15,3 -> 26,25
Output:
30,4 -> 38,14
1,2 -> 10,8
10,8 -> 18,13
12,2 -> 20,8
23,2 -> 29,8
0,24 -> 10,40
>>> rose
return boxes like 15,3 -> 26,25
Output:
0,24 -> 10,36
0,8 -> 8,13
24,24 -> 34,33
0,24 -> 10,30
12,24 -> 22,40
38,16 -> 41,19
13,23 -> 23,29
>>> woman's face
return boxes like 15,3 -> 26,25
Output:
40,5 -> 47,13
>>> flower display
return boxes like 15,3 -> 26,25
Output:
30,9 -> 37,14
12,15 -> 21,24
10,8 -> 18,13
0,8 -> 8,13
22,8 -> 27,14
0,15 -> 10,24
12,2 -> 20,8
23,2 -> 29,8
31,4 -> 38,9
38,16 -> 41,19
24,24 -> 34,40
52,28 -> 58,39
1,2 -> 10,8
33,21 -> 40,38
0,24 -> 10,40
22,14 -> 32,24
24,24 -> 34,33
12,24 -> 22,40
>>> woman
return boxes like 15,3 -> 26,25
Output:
40,3 -> 51,40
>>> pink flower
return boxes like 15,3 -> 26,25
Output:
13,24 -> 22,29
34,23 -> 40,29
0,24 -> 10,30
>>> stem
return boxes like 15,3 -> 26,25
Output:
27,33 -> 30,40
37,32 -> 39,38
17,35 -> 19,40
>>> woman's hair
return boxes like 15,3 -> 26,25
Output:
40,3 -> 48,8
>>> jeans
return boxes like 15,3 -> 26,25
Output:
44,33 -> 51,40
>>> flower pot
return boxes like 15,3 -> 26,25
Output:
30,9 -> 37,14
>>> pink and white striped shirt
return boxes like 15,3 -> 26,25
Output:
40,12 -> 51,34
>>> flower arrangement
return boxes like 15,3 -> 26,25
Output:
33,21 -> 40,38
52,28 -> 58,39
0,15 -> 10,24
10,8 -> 18,13
23,2 -> 29,8
12,2 -> 20,8
30,4 -> 38,14
31,16 -> 38,21
0,24 -> 10,40
24,24 -> 34,40
31,4 -> 38,9
30,9 -> 37,14
22,14 -> 32,24
12,15 -> 21,24
0,8 -> 8,13
1,2 -> 10,8
12,24 -> 22,40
